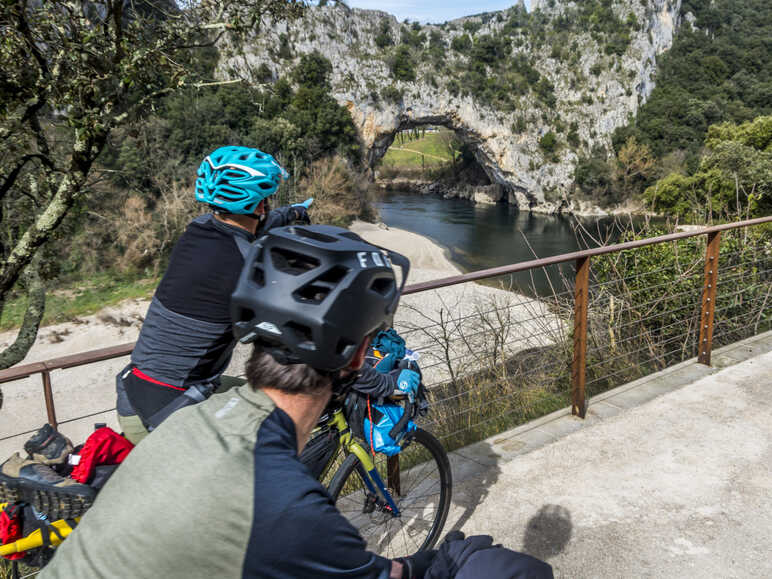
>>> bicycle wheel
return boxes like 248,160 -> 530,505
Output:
328,428 -> 452,558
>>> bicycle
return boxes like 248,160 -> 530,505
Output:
301,387 -> 453,560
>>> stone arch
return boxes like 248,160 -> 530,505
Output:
360,108 -> 536,209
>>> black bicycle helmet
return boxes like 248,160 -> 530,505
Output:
231,225 -> 410,371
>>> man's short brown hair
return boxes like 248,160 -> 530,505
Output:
245,345 -> 332,395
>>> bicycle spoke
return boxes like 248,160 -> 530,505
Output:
331,428 -> 450,558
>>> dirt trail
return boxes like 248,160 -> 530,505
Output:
387,146 -> 449,162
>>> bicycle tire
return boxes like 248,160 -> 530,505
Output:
327,428 -> 452,558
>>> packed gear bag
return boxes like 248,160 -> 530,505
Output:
0,453 -> 95,520
0,503 -> 25,560
363,404 -> 417,457
368,329 -> 407,374
0,503 -> 76,567
70,427 -> 134,485
343,391 -> 369,442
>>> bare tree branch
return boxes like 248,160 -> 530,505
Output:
0,154 -> 54,202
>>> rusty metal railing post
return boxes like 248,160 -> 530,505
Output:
571,256 -> 590,417
41,370 -> 58,428
698,231 -> 722,365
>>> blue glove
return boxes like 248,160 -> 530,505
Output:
374,352 -> 399,374
395,369 -> 420,400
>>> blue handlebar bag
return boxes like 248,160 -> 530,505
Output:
364,404 -> 416,457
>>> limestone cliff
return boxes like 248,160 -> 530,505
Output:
224,0 -> 683,212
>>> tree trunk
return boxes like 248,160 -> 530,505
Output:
0,259 -> 46,370
0,134 -> 98,298
0,132 -> 102,367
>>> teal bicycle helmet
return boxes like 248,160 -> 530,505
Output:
195,146 -> 289,214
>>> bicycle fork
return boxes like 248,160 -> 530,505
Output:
350,445 -> 401,517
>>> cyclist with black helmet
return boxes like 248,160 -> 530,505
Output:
41,225 -> 552,579
115,146 -> 312,444
41,225 -> 428,578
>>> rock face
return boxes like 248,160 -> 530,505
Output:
225,0 -> 682,212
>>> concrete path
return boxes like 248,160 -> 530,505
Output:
442,331 -> 772,578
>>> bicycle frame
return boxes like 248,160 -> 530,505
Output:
326,408 -> 401,516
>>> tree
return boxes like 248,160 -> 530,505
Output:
616,136 -> 655,196
644,115 -> 772,219
0,0 -> 305,369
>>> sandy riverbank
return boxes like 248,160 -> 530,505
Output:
0,222 -> 561,456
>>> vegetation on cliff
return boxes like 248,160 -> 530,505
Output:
577,0 -> 772,218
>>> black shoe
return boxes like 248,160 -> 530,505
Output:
0,453 -> 95,519
24,424 -> 73,466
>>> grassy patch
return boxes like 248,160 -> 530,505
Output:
382,131 -> 457,168
0,273 -> 159,332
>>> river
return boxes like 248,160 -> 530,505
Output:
376,193 -> 630,296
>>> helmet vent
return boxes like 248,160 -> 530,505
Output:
252,266 -> 265,287
318,265 -> 349,284
293,266 -> 348,304
285,321 -> 314,345
288,227 -> 338,243
369,277 -> 395,297
294,284 -> 330,304
270,248 -> 320,275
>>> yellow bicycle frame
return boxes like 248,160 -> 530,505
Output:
325,408 -> 400,514
326,408 -> 377,474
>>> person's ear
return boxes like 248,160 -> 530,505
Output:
348,336 -> 371,371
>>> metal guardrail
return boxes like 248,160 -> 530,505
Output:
1,215 -> 771,430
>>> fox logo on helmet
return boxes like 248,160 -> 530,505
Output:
356,251 -> 393,269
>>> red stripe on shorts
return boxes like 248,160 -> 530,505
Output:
131,367 -> 186,391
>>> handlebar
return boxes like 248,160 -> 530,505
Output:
389,356 -> 420,439
389,397 -> 415,440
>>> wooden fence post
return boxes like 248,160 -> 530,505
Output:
698,231 -> 722,365
572,256 -> 590,418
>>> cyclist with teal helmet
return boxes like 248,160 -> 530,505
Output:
115,146 -> 309,444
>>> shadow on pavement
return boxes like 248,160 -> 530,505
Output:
448,440 -> 502,533
522,504 -> 573,560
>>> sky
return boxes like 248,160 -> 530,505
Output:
344,1 -> 529,24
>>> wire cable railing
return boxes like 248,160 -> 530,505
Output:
0,216 -> 770,454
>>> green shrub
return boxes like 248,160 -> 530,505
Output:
539,131 -> 558,153
463,20 -> 482,35
451,34 -> 472,53
381,85 -> 404,103
390,45 -> 416,82
375,19 -> 394,49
